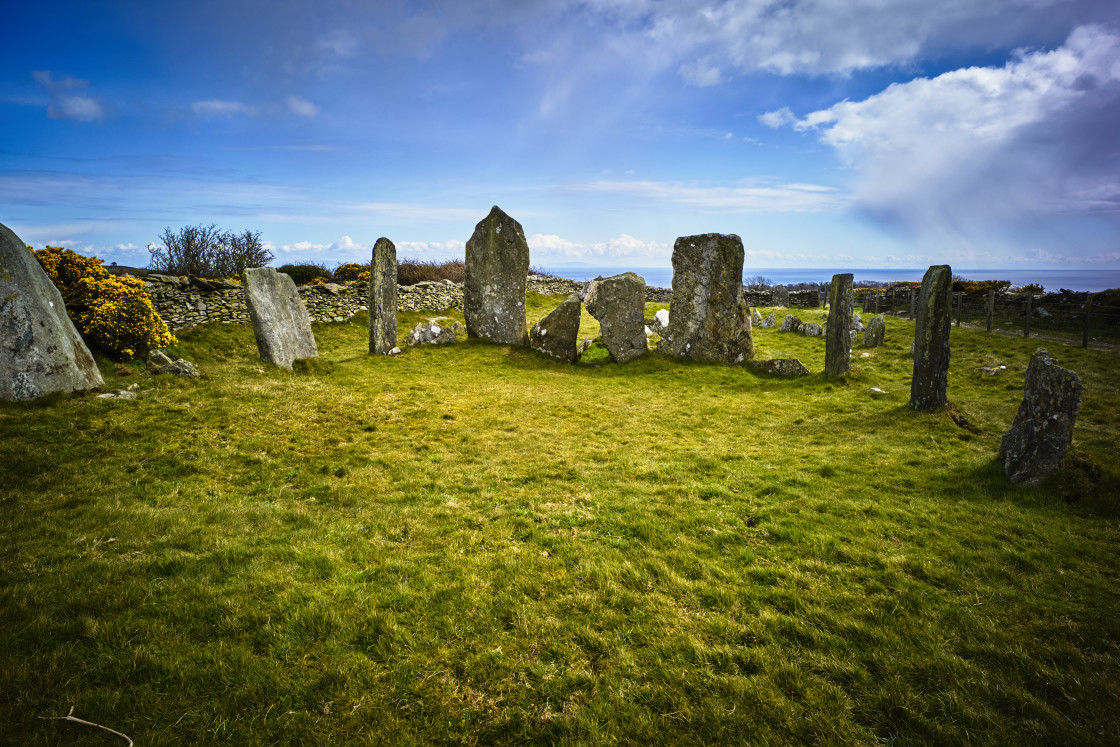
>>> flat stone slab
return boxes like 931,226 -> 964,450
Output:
999,348 -> 1083,485
0,221 -> 103,400
463,206 -> 529,345
243,267 -> 319,370
530,293 -> 582,362
582,272 -> 647,363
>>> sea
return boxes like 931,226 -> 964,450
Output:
537,266 -> 1120,293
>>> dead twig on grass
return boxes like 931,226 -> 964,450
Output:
39,706 -> 134,746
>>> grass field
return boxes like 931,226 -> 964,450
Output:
2,295 -> 1119,745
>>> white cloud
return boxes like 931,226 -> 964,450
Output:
679,60 -> 721,87
396,239 -> 467,260
528,233 -> 671,261
758,107 -> 796,128
287,95 -> 319,117
789,24 -> 1120,236
570,179 -> 845,213
191,99 -> 256,116
48,96 -> 105,122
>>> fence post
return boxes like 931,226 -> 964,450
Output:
889,288 -> 896,314
1082,293 -> 1094,348
955,292 -> 962,326
986,289 -> 994,332
1024,295 -> 1032,338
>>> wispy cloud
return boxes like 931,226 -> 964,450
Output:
287,95 -> 319,117
191,99 -> 256,116
32,70 -> 105,121
528,233 -> 671,262
568,179 -> 845,213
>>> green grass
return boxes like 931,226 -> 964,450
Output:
2,298 -> 1119,745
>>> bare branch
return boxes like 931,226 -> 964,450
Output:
39,706 -> 134,746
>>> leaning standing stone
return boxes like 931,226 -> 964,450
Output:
999,348 -> 1083,484
463,206 -> 529,345
368,237 -> 397,354
658,233 -> 753,364
0,222 -> 103,400
910,265 -> 952,410
864,316 -> 885,347
825,272 -> 853,375
243,267 -> 319,370
530,293 -> 582,362
582,272 -> 647,363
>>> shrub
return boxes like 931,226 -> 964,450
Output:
333,263 -> 368,282
397,258 -> 465,285
277,263 -> 331,285
150,224 -> 272,278
952,279 -> 1012,295
33,246 -> 175,359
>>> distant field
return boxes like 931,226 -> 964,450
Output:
2,296 -> 1118,745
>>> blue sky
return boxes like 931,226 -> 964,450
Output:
2,0 -> 1118,272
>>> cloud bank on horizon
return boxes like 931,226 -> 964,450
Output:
1,0 -> 1117,271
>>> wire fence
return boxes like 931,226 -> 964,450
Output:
852,288 -> 1120,347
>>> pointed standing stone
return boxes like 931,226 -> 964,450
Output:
463,206 -> 529,345
368,237 -> 397,355
657,233 -> 754,364
0,222 -> 104,400
530,294 -> 583,362
910,265 -> 952,410
825,272 -> 853,375
582,273 -> 647,363
243,267 -> 318,370
999,348 -> 1083,484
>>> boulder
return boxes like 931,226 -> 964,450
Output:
164,359 -> 200,378
242,267 -> 319,370
368,237 -> 398,354
407,320 -> 457,346
747,358 -> 810,376
752,308 -> 763,325
853,313 -> 865,332
148,349 -> 174,368
463,206 -> 529,345
999,349 -> 1083,485
910,265 -> 952,410
650,308 -> 670,334
530,293 -> 582,362
778,315 -> 803,333
582,272 -> 647,363
864,316 -> 885,347
0,221 -> 104,400
825,273 -> 853,375
802,322 -> 824,337
758,312 -> 776,329
657,233 -> 753,364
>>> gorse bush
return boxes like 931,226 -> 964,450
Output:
333,263 -> 367,282
150,224 -> 272,278
33,246 -> 175,359
277,263 -> 332,285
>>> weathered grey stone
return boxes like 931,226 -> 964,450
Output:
406,320 -> 457,346
582,272 -> 647,363
772,286 -> 790,307
243,267 -> 319,370
98,389 -> 137,400
778,314 -> 803,333
758,312 -> 776,328
864,316 -> 885,347
658,234 -> 754,364
802,322 -> 824,337
747,358 -> 810,376
463,206 -> 529,345
910,265 -> 952,410
999,349 -> 1083,485
752,308 -> 763,325
148,349 -> 174,368
165,359 -> 200,378
530,294 -> 582,362
650,308 -> 670,334
825,272 -> 853,375
853,313 -> 865,332
0,222 -> 104,400
368,237 -> 398,355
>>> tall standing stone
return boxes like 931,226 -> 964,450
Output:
243,267 -> 318,370
582,272 -> 647,363
657,233 -> 754,364
368,237 -> 397,354
999,348 -> 1083,484
463,206 -> 529,345
824,272 -> 853,375
1,222 -> 104,400
910,265 -> 952,410
529,293 -> 582,362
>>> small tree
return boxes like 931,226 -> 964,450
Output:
150,224 -> 272,278
745,274 -> 773,291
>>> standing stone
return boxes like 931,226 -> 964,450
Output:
243,267 -> 318,370
864,316 -> 885,347
758,312 -> 776,328
658,234 -> 754,364
999,349 -> 1083,484
582,272 -> 647,363
529,294 -> 582,362
910,265 -> 952,410
825,273 -> 854,375
463,206 -> 529,345
368,237 -> 397,355
752,308 -> 763,325
778,314 -> 803,333
0,222 -> 103,400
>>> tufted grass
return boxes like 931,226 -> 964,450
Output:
1,296 -> 1119,745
